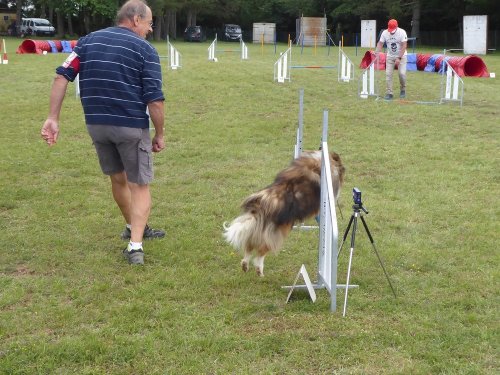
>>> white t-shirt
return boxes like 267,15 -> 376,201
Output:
379,28 -> 408,57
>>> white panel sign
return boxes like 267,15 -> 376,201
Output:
361,20 -> 377,48
253,23 -> 276,44
464,15 -> 488,55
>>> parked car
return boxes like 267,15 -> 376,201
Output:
20,18 -> 56,37
223,24 -> 242,41
184,26 -> 206,42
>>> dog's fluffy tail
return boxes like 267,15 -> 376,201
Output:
223,212 -> 285,254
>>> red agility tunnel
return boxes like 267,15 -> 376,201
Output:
417,54 -> 431,71
360,51 -> 489,77
446,55 -> 489,77
16,39 -> 78,54
16,39 -> 51,54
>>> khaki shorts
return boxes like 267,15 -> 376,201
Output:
86,125 -> 153,185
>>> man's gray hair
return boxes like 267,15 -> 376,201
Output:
116,0 -> 149,24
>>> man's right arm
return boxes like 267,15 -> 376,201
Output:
147,100 -> 165,153
41,74 -> 69,146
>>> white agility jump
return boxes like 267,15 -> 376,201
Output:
294,88 -> 305,159
338,46 -> 354,82
359,55 -> 378,99
167,38 -> 181,70
1,39 -> 8,64
240,39 -> 248,60
284,109 -> 344,313
274,47 -> 291,83
440,61 -> 464,106
274,44 -> 341,84
208,37 -> 217,61
208,35 -> 249,62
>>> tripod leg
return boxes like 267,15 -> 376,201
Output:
336,200 -> 344,220
338,213 -> 354,259
343,213 -> 358,317
360,215 -> 397,298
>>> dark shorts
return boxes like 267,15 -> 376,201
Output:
86,125 -> 153,185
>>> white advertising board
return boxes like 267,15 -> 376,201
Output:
361,20 -> 377,48
464,15 -> 488,55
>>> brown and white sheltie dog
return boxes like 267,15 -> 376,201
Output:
223,150 -> 345,276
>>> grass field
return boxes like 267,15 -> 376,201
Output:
0,36 -> 499,374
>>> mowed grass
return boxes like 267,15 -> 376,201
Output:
0,36 -> 499,373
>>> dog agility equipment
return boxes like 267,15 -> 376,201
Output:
208,37 -> 217,61
440,60 -> 464,106
284,109 -> 344,313
338,45 -> 354,82
208,35 -> 248,62
167,37 -> 181,70
274,47 -> 291,83
359,54 -> 379,99
1,39 -> 8,64
360,51 -> 489,77
16,39 -> 77,54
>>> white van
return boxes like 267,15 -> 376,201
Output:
20,18 -> 56,37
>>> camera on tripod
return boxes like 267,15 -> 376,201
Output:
352,187 -> 368,213
352,187 -> 362,205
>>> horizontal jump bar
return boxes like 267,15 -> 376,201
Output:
291,65 -> 336,69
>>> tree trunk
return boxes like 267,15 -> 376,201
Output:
153,13 -> 163,41
48,6 -> 54,24
68,16 -> 73,36
16,0 -> 23,35
411,0 -> 420,39
186,9 -> 197,27
84,9 -> 91,34
165,10 -> 176,39
56,10 -> 65,37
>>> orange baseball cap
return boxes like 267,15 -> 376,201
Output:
388,19 -> 398,33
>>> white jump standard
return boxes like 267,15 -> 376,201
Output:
284,109 -> 343,313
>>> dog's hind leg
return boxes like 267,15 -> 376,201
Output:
241,249 -> 252,273
253,255 -> 265,277
253,250 -> 267,277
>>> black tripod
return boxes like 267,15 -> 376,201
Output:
338,200 -> 397,316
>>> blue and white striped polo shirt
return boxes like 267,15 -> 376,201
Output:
57,26 -> 164,129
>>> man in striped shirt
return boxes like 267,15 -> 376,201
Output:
41,0 -> 165,265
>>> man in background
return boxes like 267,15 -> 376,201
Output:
376,19 -> 408,100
